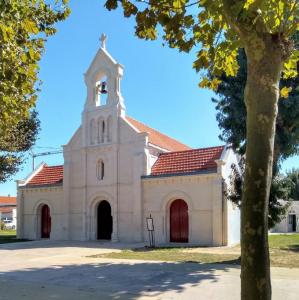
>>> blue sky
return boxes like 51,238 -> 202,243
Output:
0,0 -> 298,196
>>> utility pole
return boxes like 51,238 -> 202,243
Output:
30,150 -> 63,170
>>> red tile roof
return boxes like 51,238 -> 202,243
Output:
150,146 -> 225,176
27,165 -> 63,186
0,196 -> 16,205
0,207 -> 15,213
126,116 -> 191,152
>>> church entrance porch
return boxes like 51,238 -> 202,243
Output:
170,199 -> 189,243
97,200 -> 112,240
41,204 -> 51,239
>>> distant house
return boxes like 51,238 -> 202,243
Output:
272,200 -> 299,233
0,196 -> 17,221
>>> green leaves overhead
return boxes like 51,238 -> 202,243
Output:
105,0 -> 298,90
0,111 -> 40,183
283,49 -> 299,79
280,86 -> 292,98
105,0 -> 119,10
0,0 -> 70,135
211,46 -> 299,226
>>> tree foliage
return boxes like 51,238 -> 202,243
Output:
0,0 -> 70,182
212,39 -> 299,227
0,0 -> 70,135
285,168 -> 299,200
212,39 -> 299,160
105,0 -> 298,85
104,1 -> 298,299
0,111 -> 40,183
228,159 -> 292,228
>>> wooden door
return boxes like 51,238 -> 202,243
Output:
41,204 -> 51,238
170,199 -> 188,243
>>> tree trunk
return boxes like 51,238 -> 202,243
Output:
241,40 -> 283,300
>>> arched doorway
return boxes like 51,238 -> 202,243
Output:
97,200 -> 112,240
41,204 -> 51,238
170,199 -> 189,243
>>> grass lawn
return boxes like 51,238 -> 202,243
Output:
92,234 -> 299,268
269,234 -> 299,268
92,247 -> 241,265
269,234 -> 299,250
0,230 -> 29,244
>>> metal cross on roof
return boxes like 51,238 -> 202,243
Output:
100,33 -> 107,49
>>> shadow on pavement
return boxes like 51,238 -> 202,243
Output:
281,245 -> 299,252
1,260 -> 237,299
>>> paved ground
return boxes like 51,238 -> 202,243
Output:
0,241 -> 299,300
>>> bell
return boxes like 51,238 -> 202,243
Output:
100,82 -> 108,94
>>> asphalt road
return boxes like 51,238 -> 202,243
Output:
0,240 -> 298,300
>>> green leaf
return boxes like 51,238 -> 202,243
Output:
280,86 -> 292,98
122,0 -> 138,17
0,0 -> 69,136
23,20 -> 39,34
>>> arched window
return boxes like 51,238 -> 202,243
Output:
107,116 -> 112,142
97,118 -> 103,143
101,120 -> 105,143
90,119 -> 96,144
96,160 -> 104,180
97,118 -> 106,144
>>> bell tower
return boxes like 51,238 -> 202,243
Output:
84,33 -> 125,113
82,34 -> 125,147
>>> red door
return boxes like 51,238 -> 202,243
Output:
170,199 -> 188,242
41,205 -> 51,238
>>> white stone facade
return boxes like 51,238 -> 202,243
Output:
17,42 -> 240,246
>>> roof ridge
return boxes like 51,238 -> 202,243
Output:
158,145 -> 225,156
127,116 -> 177,139
126,116 -> 191,151
43,164 -> 63,168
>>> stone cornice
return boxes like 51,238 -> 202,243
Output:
19,184 -> 63,193
84,144 -> 113,153
142,171 -> 221,185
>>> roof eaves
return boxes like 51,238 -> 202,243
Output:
19,183 -> 63,189
143,168 -> 218,179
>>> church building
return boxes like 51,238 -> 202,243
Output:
17,37 -> 240,246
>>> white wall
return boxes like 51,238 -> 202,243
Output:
142,173 -> 225,246
63,107 -> 152,242
221,147 -> 241,245
272,201 -> 299,233
18,187 -> 65,240
12,208 -> 17,227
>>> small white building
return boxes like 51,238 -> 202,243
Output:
0,196 -> 17,221
17,38 -> 240,246
272,200 -> 299,233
